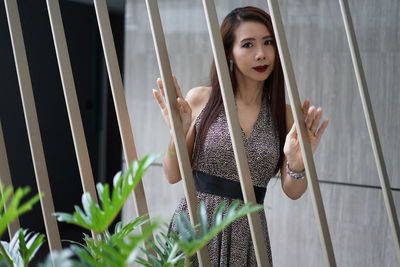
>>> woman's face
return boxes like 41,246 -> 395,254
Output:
231,21 -> 276,83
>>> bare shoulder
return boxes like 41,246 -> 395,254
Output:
185,86 -> 211,106
285,104 -> 294,132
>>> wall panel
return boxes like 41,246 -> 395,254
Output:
123,0 -> 399,265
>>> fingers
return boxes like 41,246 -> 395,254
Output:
316,119 -> 329,139
302,99 -> 310,118
310,107 -> 322,133
173,76 -> 184,98
305,105 -> 316,129
152,88 -> 166,110
156,76 -> 184,99
156,78 -> 165,97
303,100 -> 328,137
154,76 -> 191,116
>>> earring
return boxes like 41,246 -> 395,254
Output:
229,60 -> 233,72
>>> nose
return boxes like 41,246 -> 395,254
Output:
256,49 -> 266,61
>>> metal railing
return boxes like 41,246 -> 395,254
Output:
0,0 -> 398,266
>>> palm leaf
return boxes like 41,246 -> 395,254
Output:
18,229 -> 45,265
37,249 -> 75,267
0,185 -> 40,236
175,200 -> 264,256
55,154 -> 159,233
71,220 -> 160,267
136,230 -> 185,267
0,229 -> 45,267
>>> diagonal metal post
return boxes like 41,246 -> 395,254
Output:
201,0 -> 272,266
267,0 -> 337,266
92,0 -> 150,230
145,0 -> 211,265
338,0 -> 400,263
45,0 -> 99,213
3,0 -> 62,252
0,121 -> 20,238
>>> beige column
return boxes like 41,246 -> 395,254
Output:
201,0 -> 271,266
144,0 -> 211,265
267,0 -> 336,266
45,0 -> 99,206
338,0 -> 400,263
92,0 -> 150,229
3,0 -> 62,252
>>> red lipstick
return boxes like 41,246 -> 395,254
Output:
253,65 -> 268,72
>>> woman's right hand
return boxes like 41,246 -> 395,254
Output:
152,76 -> 192,135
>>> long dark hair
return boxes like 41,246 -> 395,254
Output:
194,6 -> 286,175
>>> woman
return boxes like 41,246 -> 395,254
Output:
153,6 -> 329,266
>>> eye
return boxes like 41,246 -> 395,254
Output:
242,42 -> 254,48
265,39 -> 274,46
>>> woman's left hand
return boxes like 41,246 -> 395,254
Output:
283,100 -> 330,172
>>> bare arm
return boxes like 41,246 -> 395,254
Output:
162,119 -> 196,184
153,78 -> 210,184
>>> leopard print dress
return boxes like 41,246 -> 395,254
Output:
169,93 -> 280,266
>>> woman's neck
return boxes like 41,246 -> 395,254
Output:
235,76 -> 263,105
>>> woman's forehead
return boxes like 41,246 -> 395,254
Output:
234,21 -> 271,41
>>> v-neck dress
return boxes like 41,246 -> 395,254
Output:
169,93 -> 280,266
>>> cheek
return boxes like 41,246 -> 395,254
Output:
268,47 -> 276,61
268,50 -> 276,69
233,50 -> 252,67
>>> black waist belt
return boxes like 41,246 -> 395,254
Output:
193,170 -> 266,204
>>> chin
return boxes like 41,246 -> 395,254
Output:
254,73 -> 272,82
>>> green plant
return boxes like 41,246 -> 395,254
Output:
53,155 -> 161,266
137,200 -> 264,266
0,229 -> 45,267
0,184 -> 42,267
54,154 -> 159,234
52,154 -> 265,266
0,185 -> 40,236
1,154 -> 265,266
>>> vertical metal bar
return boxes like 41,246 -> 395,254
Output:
0,121 -> 20,238
144,0 -> 211,265
201,1 -> 270,266
92,0 -> 150,227
3,0 -> 62,252
338,0 -> 400,263
267,0 -> 336,266
45,0 -> 98,207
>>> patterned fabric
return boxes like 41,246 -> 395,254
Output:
169,93 -> 280,266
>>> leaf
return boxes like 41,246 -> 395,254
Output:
54,155 -> 159,233
37,249 -> 75,267
110,216 -> 149,245
175,200 -> 264,257
0,229 -> 44,267
0,185 -> 40,236
19,229 -> 45,264
71,220 -> 160,267
137,227 -> 185,267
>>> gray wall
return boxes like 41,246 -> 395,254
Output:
123,0 -> 400,266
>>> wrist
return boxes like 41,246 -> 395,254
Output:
286,162 -> 306,180
285,157 -> 304,173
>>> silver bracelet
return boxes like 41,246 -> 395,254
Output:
286,162 -> 306,180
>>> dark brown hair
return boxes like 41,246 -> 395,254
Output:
194,6 -> 286,175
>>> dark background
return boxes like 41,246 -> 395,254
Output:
0,0 -> 124,262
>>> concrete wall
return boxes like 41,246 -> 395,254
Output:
123,0 -> 400,266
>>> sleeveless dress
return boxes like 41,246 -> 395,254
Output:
169,93 -> 280,266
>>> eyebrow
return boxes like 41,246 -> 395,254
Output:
240,35 -> 273,42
